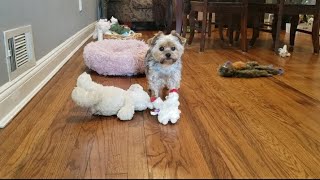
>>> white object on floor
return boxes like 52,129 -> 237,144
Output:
71,72 -> 153,120
308,17 -> 314,27
92,16 -> 118,41
278,45 -> 291,58
151,92 -> 181,125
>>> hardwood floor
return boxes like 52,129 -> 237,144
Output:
0,30 -> 320,178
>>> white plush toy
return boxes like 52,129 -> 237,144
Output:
92,16 -> 119,41
151,91 -> 181,125
308,17 -> 314,27
71,72 -> 153,120
278,45 -> 291,58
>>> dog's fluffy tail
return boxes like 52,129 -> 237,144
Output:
71,87 -> 100,108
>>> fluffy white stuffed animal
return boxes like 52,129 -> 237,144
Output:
92,16 -> 119,41
278,45 -> 291,58
151,91 -> 181,125
71,72 -> 153,120
308,17 -> 314,26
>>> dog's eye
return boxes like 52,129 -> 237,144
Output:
159,47 -> 164,51
171,47 -> 176,51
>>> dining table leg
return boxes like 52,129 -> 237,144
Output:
274,0 -> 284,53
176,0 -> 183,34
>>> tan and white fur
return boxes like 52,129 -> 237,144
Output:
144,30 -> 186,98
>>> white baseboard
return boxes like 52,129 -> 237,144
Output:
0,22 -> 96,128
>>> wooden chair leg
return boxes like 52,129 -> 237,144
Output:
312,11 -> 320,54
233,13 -> 241,42
240,7 -> 248,52
208,13 -> 212,37
216,13 -> 225,41
182,14 -> 188,37
235,24 -> 240,42
250,13 -> 261,47
226,26 -> 229,37
175,0 -> 183,34
272,14 -> 278,42
228,26 -> 234,45
188,10 -> 196,45
290,15 -> 299,48
227,14 -> 234,45
274,1 -> 284,53
200,9 -> 208,52
219,23 -> 225,41
165,0 -> 173,34
235,30 -> 240,42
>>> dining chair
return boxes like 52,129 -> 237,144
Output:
249,0 -> 320,54
186,0 -> 248,52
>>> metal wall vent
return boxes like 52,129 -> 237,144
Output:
3,25 -> 36,81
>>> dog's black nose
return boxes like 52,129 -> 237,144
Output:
165,53 -> 171,58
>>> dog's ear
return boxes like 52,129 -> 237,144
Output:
170,30 -> 187,46
147,31 -> 164,46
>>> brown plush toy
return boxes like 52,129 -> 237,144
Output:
218,61 -> 284,78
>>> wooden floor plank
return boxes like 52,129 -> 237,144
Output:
127,78 -> 149,179
5,48 -> 92,179
0,60 -> 87,178
136,77 -> 212,179
182,51 -> 320,177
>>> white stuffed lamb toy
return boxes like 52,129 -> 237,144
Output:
71,72 -> 153,120
92,16 -> 118,41
151,91 -> 181,125
278,45 -> 291,58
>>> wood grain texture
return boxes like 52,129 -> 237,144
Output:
0,30 -> 320,178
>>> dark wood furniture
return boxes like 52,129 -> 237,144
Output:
186,0 -> 248,52
177,0 -> 320,54
162,0 -> 187,34
249,0 -> 320,54
176,0 -> 184,34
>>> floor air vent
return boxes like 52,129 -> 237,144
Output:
4,25 -> 36,81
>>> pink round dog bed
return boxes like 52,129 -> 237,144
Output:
83,39 -> 148,76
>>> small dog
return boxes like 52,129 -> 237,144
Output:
145,30 -> 186,99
